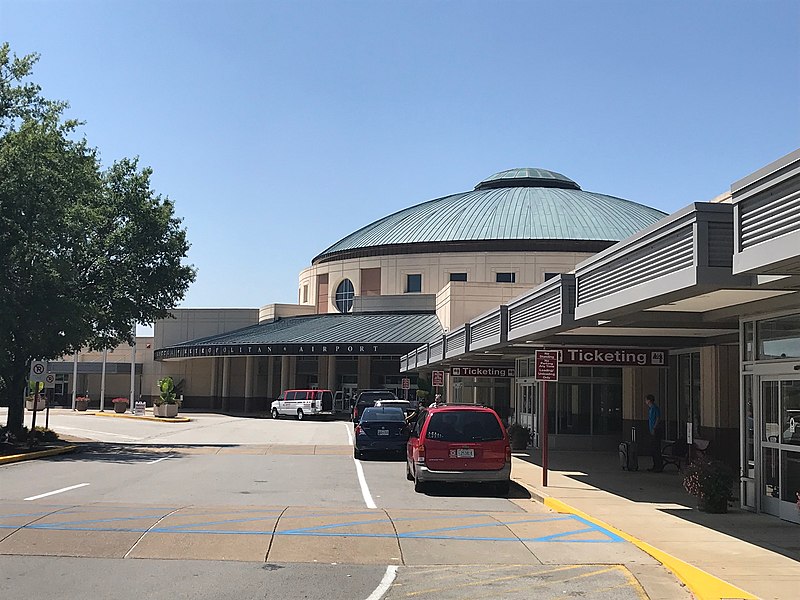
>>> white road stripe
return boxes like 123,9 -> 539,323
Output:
365,565 -> 398,600
344,422 -> 353,446
353,457 -> 377,509
146,455 -> 173,464
25,483 -> 90,501
54,426 -> 139,440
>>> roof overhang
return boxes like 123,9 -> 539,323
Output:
732,148 -> 800,276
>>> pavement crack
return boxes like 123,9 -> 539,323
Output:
263,505 -> 289,564
123,505 -> 184,559
384,508 -> 405,566
488,513 -> 543,564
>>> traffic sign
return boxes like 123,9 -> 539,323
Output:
432,370 -> 445,387
534,350 -> 559,381
29,360 -> 47,382
401,377 -> 410,390
44,373 -> 56,389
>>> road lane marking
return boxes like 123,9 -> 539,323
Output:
365,565 -> 398,600
353,458 -> 377,509
344,422 -> 353,445
146,455 -> 174,464
54,426 -> 139,440
24,483 -> 90,501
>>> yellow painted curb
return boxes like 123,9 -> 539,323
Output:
543,497 -> 758,600
92,412 -> 191,423
0,445 -> 78,466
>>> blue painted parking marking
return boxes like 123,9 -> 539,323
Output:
0,508 -> 625,543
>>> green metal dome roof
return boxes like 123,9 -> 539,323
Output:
312,168 -> 666,264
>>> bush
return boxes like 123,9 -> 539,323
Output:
683,457 -> 735,512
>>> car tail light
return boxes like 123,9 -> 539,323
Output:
355,424 -> 363,436
416,444 -> 426,464
505,445 -> 511,463
353,408 -> 358,420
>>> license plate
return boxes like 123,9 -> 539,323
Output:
450,448 -> 474,458
377,428 -> 389,436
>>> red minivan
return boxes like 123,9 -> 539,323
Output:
406,405 -> 511,495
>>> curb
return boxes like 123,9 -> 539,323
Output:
0,445 -> 79,466
92,412 -> 191,423
513,470 -> 758,600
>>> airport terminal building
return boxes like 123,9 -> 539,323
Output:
50,154 -> 800,523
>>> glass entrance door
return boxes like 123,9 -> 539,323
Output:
759,376 -> 800,523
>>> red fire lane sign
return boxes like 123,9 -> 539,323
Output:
535,350 -> 559,381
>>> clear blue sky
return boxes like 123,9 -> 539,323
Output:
3,1 -> 799,330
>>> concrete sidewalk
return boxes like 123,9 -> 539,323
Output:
511,450 -> 800,600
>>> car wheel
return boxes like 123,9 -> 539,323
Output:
271,408 -> 279,419
406,460 -> 414,481
297,409 -> 304,421
495,481 -> 510,496
413,469 -> 426,493
354,447 -> 361,460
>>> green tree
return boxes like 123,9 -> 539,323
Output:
0,43 -> 196,434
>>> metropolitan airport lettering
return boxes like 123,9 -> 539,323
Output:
156,344 -> 385,359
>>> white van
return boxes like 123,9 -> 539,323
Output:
271,389 -> 334,420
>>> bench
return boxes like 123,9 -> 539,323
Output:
661,438 -> 711,472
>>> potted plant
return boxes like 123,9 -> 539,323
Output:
111,397 -> 129,413
74,395 -> 89,411
683,457 -> 736,513
507,423 -> 531,451
25,394 -> 47,411
154,376 -> 180,418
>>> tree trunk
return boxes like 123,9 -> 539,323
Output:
3,365 -> 27,435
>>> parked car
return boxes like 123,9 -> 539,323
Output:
271,389 -> 334,420
354,406 -> 409,459
374,399 -> 416,416
406,404 -> 511,495
351,389 -> 398,422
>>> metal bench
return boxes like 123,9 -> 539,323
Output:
661,438 -> 711,472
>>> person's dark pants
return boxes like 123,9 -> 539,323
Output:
650,428 -> 664,471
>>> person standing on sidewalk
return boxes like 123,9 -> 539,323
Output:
646,394 -> 664,472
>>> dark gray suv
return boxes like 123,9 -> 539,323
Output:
351,389 -> 398,422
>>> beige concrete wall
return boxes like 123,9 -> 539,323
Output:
436,282 -> 533,330
155,308 -> 259,348
298,250 -> 595,315
258,303 -> 316,323
622,366 -> 662,422
701,344 -> 740,429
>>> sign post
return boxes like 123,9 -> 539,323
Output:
432,370 -> 445,403
28,361 -> 47,442
534,350 -> 559,487
44,373 -> 56,429
401,377 -> 410,401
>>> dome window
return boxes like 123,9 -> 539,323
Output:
335,279 -> 355,313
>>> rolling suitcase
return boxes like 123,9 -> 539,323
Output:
619,427 -> 639,471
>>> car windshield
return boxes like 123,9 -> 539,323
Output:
360,407 -> 406,422
425,411 -> 503,442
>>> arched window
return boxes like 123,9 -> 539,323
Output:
335,279 -> 354,313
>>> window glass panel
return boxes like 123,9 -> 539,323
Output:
763,446 -> 780,498
556,383 -> 591,434
757,314 -> 800,359
781,380 -> 800,446
743,321 -> 754,361
762,381 -> 780,442
744,375 -> 755,478
335,279 -> 354,313
592,383 -> 622,435
544,272 -> 559,281
449,272 -> 467,282
496,272 -> 515,283
781,450 -> 800,503
406,274 -> 422,293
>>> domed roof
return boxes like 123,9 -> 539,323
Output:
312,168 -> 666,264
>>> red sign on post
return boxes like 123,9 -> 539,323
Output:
432,371 -> 445,387
535,350 -> 559,381
401,377 -> 410,390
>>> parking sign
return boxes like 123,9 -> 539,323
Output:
29,360 -> 47,382
432,371 -> 445,387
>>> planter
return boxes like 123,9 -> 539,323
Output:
114,403 -> 128,413
154,404 -> 178,418
698,496 -> 728,514
26,398 -> 47,411
75,399 -> 89,411
510,435 -> 529,451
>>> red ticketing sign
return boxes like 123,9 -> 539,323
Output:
535,350 -> 559,381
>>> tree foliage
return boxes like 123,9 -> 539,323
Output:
0,43 -> 196,432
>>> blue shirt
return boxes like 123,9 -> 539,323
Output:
648,403 -> 661,432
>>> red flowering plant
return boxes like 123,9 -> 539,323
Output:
683,456 -> 735,513
111,397 -> 129,405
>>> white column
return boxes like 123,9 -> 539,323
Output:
326,356 -> 337,392
222,356 -> 230,411
266,356 -> 275,399
129,337 -> 136,413
210,357 -> 219,407
280,356 -> 291,392
100,349 -> 107,411
71,352 -> 78,410
244,356 -> 254,412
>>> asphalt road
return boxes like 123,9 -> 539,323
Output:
0,409 -> 689,599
